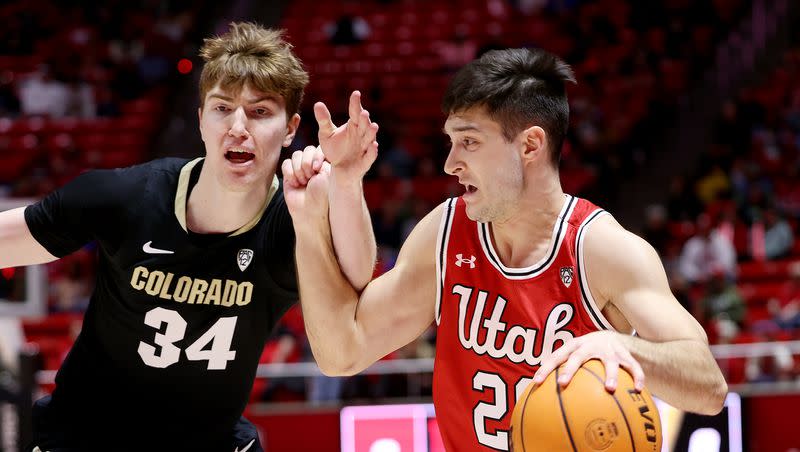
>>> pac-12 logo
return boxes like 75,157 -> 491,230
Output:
560,266 -> 574,287
237,249 -> 254,272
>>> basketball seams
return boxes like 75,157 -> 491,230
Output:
518,377 -> 536,452
555,368 -> 579,452
580,365 -> 637,452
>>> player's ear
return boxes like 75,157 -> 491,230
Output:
283,113 -> 301,147
521,125 -> 546,164
198,107 -> 205,142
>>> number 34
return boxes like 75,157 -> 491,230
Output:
137,307 -> 238,370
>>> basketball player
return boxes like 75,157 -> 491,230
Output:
0,22 -> 379,451
287,48 -> 728,451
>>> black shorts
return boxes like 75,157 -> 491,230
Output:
28,395 -> 264,452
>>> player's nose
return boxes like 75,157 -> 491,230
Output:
227,107 -> 249,138
443,147 -> 462,175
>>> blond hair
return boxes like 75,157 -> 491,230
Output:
198,22 -> 309,117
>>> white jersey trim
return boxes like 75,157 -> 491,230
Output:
478,194 -> 577,280
435,198 -> 458,325
174,158 -> 277,236
576,209 -> 615,331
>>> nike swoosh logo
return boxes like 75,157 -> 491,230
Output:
234,439 -> 255,452
142,241 -> 174,255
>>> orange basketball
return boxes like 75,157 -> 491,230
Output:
510,359 -> 662,452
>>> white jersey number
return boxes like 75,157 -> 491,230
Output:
138,307 -> 238,370
473,371 -> 534,450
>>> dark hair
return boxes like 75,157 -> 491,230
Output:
441,48 -> 576,167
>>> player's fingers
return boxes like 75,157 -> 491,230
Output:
532,342 -> 573,385
348,90 -> 363,123
623,357 -> 646,392
557,352 -> 587,388
301,145 -> 317,179
357,109 -> 371,136
602,360 -> 620,393
291,150 -> 307,185
360,122 -> 379,152
314,102 -> 336,137
365,140 -> 379,163
281,158 -> 298,188
313,145 -> 325,171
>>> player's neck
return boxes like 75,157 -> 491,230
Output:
489,178 -> 566,268
185,171 -> 270,234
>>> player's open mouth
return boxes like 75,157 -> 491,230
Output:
225,149 -> 255,164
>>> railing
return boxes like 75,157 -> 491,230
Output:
32,340 -> 800,394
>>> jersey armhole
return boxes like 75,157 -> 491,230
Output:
575,209 -> 616,331
434,198 -> 457,326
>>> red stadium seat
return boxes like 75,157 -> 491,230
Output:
738,259 -> 799,282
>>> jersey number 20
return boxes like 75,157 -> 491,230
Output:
138,307 -> 237,370
473,371 -> 533,450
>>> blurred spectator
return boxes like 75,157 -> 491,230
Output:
380,135 -> 415,178
261,307 -> 308,402
0,71 -> 21,117
401,199 -> 431,243
642,204 -> 671,255
95,85 -> 121,117
51,253 -> 92,313
506,0 -> 548,16
694,163 -> 730,205
373,201 -> 404,266
740,184 -> 772,225
745,342 -> 796,383
63,79 -> 96,118
699,270 -> 745,343
326,9 -> 371,46
760,206 -> 795,260
712,99 -> 749,157
666,175 -> 702,221
18,65 -> 69,117
435,28 -> 478,72
678,213 -> 737,284
753,262 -> 800,333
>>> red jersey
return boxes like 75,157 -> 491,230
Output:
432,195 -> 615,451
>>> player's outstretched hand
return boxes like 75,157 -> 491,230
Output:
314,90 -> 379,181
531,330 -> 645,393
282,145 -> 331,222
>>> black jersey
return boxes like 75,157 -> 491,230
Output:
24,158 -> 298,450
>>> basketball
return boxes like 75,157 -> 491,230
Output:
510,359 -> 662,452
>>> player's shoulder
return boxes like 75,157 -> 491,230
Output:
583,213 -> 661,272
76,158 -> 193,211
119,157 -> 191,181
565,195 -> 606,228
80,157 -> 189,188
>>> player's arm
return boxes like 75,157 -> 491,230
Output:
294,201 -> 441,376
535,215 -> 728,415
0,207 -> 59,268
2,168 -> 128,270
286,91 -> 379,291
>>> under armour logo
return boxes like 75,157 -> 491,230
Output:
560,266 -> 574,287
237,249 -> 254,272
455,254 -> 476,269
